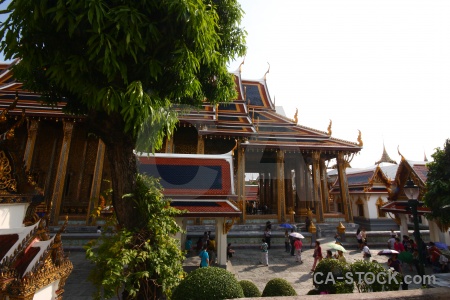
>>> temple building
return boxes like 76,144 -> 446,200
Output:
0,60 -> 362,226
0,101 -> 73,299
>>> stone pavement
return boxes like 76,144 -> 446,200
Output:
63,236 -> 438,299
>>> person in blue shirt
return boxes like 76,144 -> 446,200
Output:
199,245 -> 209,268
185,237 -> 192,254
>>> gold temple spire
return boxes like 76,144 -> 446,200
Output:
327,119 -> 332,136
357,130 -> 363,147
375,143 -> 397,165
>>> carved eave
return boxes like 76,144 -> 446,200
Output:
389,157 -> 428,201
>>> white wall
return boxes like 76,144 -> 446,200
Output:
0,203 -> 29,229
33,280 -> 60,300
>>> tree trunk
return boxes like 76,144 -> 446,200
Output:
88,111 -> 139,229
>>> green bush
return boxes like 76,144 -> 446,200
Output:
239,280 -> 261,298
351,260 -> 402,292
313,258 -> 354,294
171,267 -> 244,300
261,278 -> 297,297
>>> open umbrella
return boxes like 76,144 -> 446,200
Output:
279,223 -> 294,229
377,249 -> 399,256
327,243 -> 346,253
398,251 -> 413,263
434,242 -> 449,250
289,232 -> 305,239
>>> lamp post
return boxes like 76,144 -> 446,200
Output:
403,178 -> 425,279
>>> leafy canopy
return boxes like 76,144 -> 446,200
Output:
0,0 -> 246,150
423,139 -> 450,227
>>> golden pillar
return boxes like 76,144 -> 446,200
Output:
312,151 -> 324,222
284,160 -> 294,217
197,135 -> 205,154
23,119 -> 39,172
86,139 -> 106,224
237,143 -> 246,222
320,158 -> 330,213
276,150 -> 286,222
337,152 -> 353,222
50,121 -> 74,225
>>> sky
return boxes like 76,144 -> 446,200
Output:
227,0 -> 450,168
1,1 -> 449,168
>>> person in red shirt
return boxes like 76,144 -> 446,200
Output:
294,238 -> 303,263
394,237 -> 405,252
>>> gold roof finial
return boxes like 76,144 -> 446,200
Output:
327,119 -> 332,136
293,108 -> 298,124
357,130 -> 363,147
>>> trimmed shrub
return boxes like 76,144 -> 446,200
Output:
261,278 -> 297,297
351,259 -> 402,292
239,280 -> 261,298
171,267 -> 244,300
313,258 -> 354,294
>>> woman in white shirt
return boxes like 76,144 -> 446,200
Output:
362,242 -> 371,261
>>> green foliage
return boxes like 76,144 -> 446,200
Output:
239,280 -> 261,298
306,288 -> 320,295
313,258 -> 354,294
261,278 -> 297,297
85,174 -> 185,300
424,139 -> 450,227
0,0 -> 246,151
351,260 -> 385,292
171,267 -> 244,300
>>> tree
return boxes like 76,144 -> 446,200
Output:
0,0 -> 246,298
423,139 -> 450,228
0,0 -> 246,228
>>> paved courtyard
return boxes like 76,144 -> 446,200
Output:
63,235 -> 440,299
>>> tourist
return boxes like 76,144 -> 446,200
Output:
284,230 -> 290,252
325,250 -> 333,259
311,241 -> 323,272
208,237 -> 216,265
361,227 -> 367,244
294,238 -> 303,263
428,242 -> 442,268
289,228 -> 296,256
334,250 -> 346,263
394,237 -> 405,252
362,241 -> 371,261
196,237 -> 203,253
356,227 -> 363,250
260,238 -> 269,266
305,216 -> 311,232
387,235 -> 396,250
390,229 -> 397,238
388,253 -> 402,273
199,245 -> 209,268
335,233 -> 342,245
264,227 -> 271,249
185,237 -> 192,254
227,243 -> 235,261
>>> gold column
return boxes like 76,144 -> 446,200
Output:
23,119 -> 39,172
312,151 -> 324,222
276,150 -> 286,222
320,158 -> 330,213
197,135 -> 205,154
50,121 -> 74,225
86,139 -> 106,224
337,152 -> 353,222
237,143 -> 246,222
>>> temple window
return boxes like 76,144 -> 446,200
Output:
356,198 -> 364,217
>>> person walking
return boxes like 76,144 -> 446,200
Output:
199,245 -> 209,268
264,227 -> 271,249
289,229 -> 296,256
284,230 -> 290,252
294,238 -> 303,263
334,250 -> 346,263
356,227 -> 363,250
260,238 -> 269,266
305,216 -> 311,232
311,241 -> 323,272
